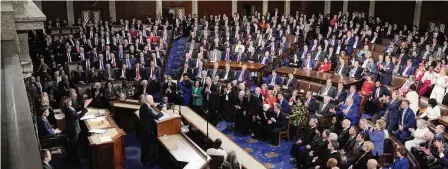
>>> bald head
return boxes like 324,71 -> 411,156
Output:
367,159 -> 378,169
144,95 -> 154,104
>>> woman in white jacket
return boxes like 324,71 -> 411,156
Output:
420,98 -> 441,121
404,119 -> 430,151
406,84 -> 419,114
430,67 -> 448,103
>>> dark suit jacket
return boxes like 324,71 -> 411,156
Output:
178,67 -> 193,78
370,85 -> 389,99
42,162 -> 53,169
235,70 -> 250,82
138,104 -> 163,136
398,108 -> 416,132
317,102 -> 333,116
343,135 -> 357,152
219,69 -> 235,81
337,128 -> 350,147
334,63 -> 349,76
266,75 -> 281,86
37,116 -> 55,136
283,77 -> 298,92
318,85 -> 336,97
333,89 -> 348,103
62,107 -> 84,140
207,68 -> 221,78
348,66 -> 363,79
304,98 -> 318,114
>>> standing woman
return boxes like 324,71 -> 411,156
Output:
406,84 -> 419,114
191,80 -> 203,109
103,81 -> 117,101
222,83 -> 235,130
290,99 -> 308,132
62,96 -> 85,166
89,82 -> 103,108
366,120 -> 386,158
430,67 -> 448,103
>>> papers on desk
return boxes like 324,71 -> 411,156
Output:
80,114 -> 96,120
99,136 -> 112,143
89,129 -> 107,134
89,116 -> 106,122
158,112 -> 171,121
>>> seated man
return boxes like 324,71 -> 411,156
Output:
301,53 -> 317,70
264,103 -> 288,146
219,63 -> 235,82
400,59 -> 415,77
235,64 -> 250,83
394,100 -> 416,143
318,79 -> 336,98
265,70 -> 281,89
41,149 -> 53,169
345,85 -> 361,107
282,72 -> 298,98
277,93 -> 291,114
206,139 -> 228,160
290,118 -> 318,163
310,140 -> 342,169
316,96 -> 333,118
304,91 -> 318,115
332,82 -> 347,103
330,98 -> 359,126
37,106 -> 62,136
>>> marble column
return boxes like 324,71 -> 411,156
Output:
343,0 -> 348,13
66,0 -> 74,26
156,0 -> 163,16
324,0 -> 331,15
1,1 -> 46,169
262,0 -> 268,15
284,0 -> 291,16
192,0 -> 198,16
109,0 -> 116,20
369,0 -> 375,17
413,0 -> 422,28
232,0 -> 237,14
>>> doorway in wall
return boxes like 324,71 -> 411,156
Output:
168,7 -> 186,19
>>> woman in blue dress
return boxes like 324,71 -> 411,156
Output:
178,73 -> 193,106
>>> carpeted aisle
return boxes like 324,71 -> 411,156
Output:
165,37 -> 188,77
217,121 -> 295,169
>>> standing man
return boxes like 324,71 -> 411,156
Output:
139,95 -> 163,166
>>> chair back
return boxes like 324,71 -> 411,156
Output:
209,154 -> 225,169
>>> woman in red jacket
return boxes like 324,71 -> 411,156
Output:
359,75 -> 375,96
318,57 -> 332,72
413,63 -> 426,82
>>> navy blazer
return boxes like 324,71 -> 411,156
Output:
266,75 -> 281,86
221,51 -> 234,61
390,157 -> 410,169
301,59 -> 317,70
398,108 -> 416,131
336,104 -> 359,126
235,70 -> 250,82
385,99 -> 401,119
277,99 -> 291,114
304,98 -> 318,114
400,65 -> 415,77
348,67 -> 363,79
37,116 -> 55,135
334,89 -> 348,103
345,92 -> 361,107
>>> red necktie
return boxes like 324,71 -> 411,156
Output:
241,71 -> 244,80
226,52 -> 229,61
136,68 -> 140,79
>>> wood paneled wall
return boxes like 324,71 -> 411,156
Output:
41,1 -> 67,22
115,1 -> 156,20
198,1 -> 232,17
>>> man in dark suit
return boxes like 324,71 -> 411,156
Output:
301,53 -> 317,70
304,91 -> 318,115
317,79 -> 336,98
311,140 -> 342,168
235,64 -> 250,83
265,70 -> 281,89
337,119 -> 351,146
132,62 -> 146,81
345,85 -> 361,107
41,149 -> 53,169
343,126 -> 358,151
207,62 -> 221,79
163,75 -> 177,104
139,95 -> 163,165
277,93 -> 291,114
265,103 -> 288,146
122,53 -> 135,69
178,63 -> 193,80
37,106 -> 61,136
332,82 -> 348,103
282,72 -> 298,97
348,60 -> 363,80
334,58 -> 349,77
316,96 -> 333,117
400,59 -> 415,77
219,63 -> 235,82
394,100 -> 416,143
380,55 -> 394,85
221,47 -> 234,61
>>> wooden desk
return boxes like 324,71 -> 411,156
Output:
110,101 -> 211,169
203,61 -> 267,85
84,108 -> 126,169
276,66 -> 359,86
178,106 -> 266,169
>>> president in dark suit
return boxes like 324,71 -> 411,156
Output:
139,95 -> 163,165
394,100 -> 416,143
